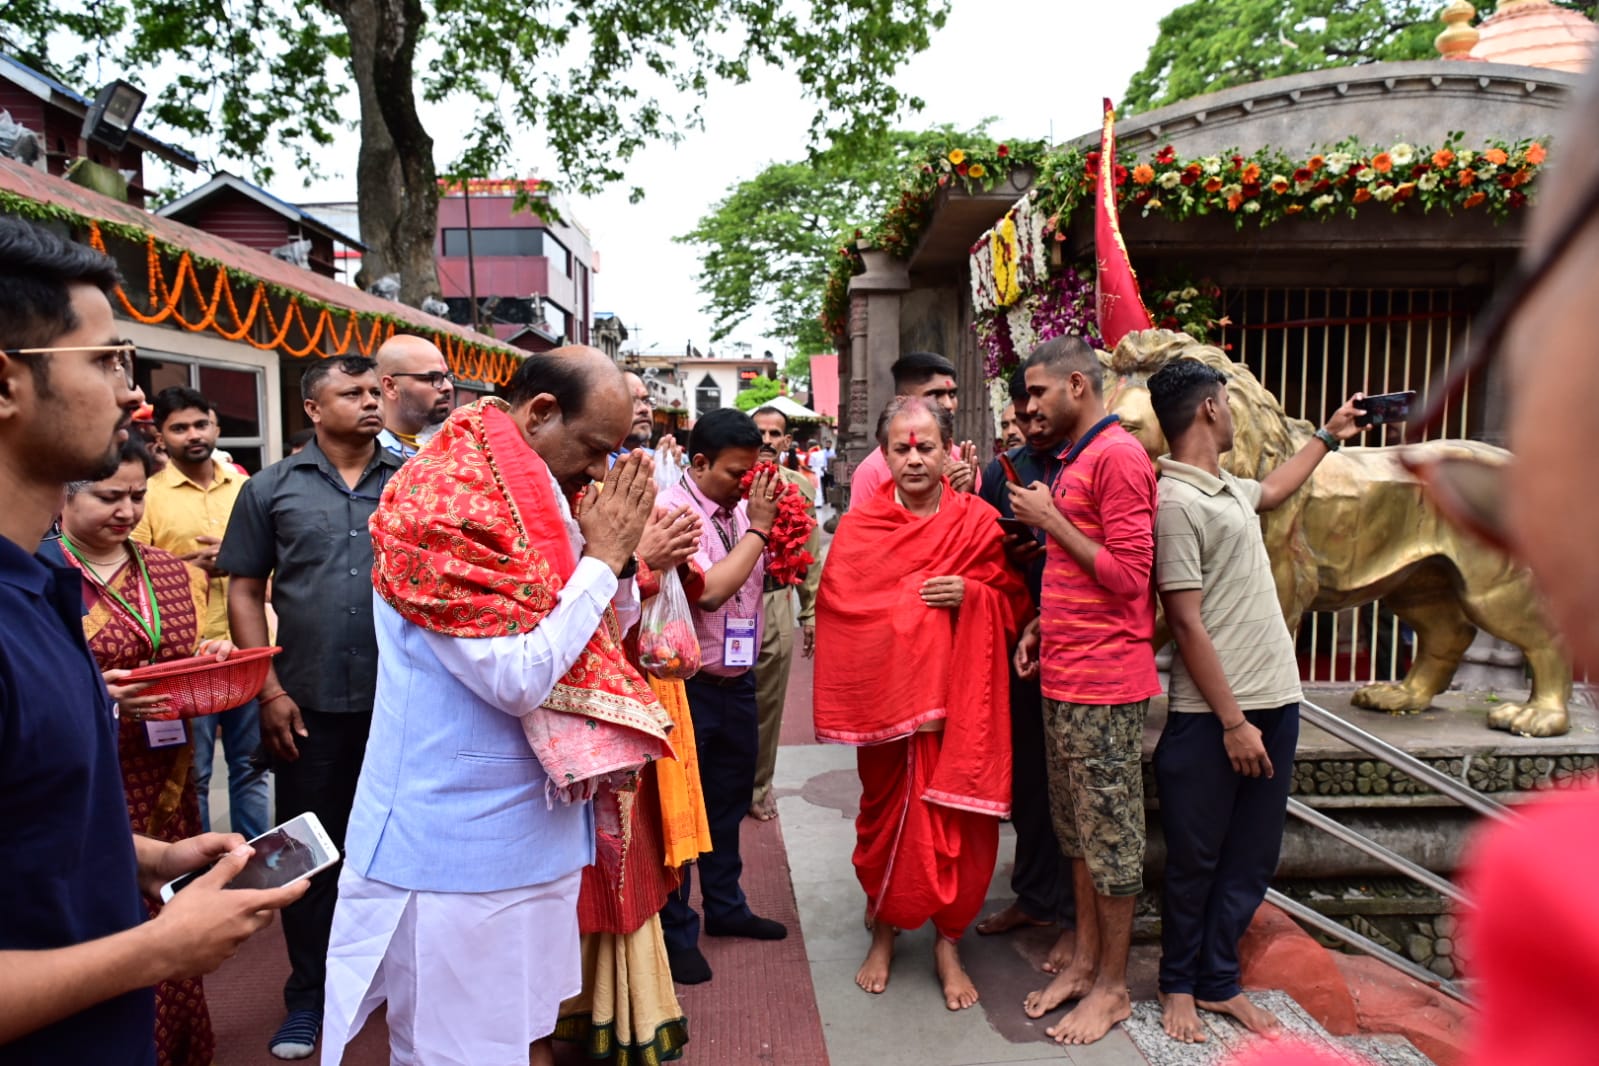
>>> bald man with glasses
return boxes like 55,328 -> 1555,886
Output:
375,334 -> 454,460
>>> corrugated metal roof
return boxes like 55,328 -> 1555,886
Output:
0,154 -> 513,357
0,53 -> 199,169
158,171 -> 367,251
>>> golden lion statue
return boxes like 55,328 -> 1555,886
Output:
1103,329 -> 1571,738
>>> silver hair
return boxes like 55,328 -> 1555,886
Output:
64,479 -> 93,498
874,395 -> 954,449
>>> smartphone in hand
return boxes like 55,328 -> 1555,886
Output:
1356,390 -> 1417,428
158,812 -> 340,902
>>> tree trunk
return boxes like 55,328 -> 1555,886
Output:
324,0 -> 440,309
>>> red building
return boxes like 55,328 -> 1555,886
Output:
434,179 -> 596,345
0,53 -> 197,205
157,172 -> 364,282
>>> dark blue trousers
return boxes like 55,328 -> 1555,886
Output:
1153,703 -> 1299,1000
661,671 -> 759,953
1009,667 -> 1073,923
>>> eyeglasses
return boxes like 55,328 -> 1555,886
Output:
389,371 -> 455,389
1404,168 -> 1599,553
2,340 -> 138,390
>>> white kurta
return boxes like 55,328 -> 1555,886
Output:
322,473 -> 639,1066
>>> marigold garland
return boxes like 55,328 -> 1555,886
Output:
80,218 -> 522,385
824,133 -> 1548,348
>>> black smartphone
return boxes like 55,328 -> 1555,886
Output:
1356,390 -> 1417,428
997,517 -> 1032,539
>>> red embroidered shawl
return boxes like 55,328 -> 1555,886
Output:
370,399 -> 672,787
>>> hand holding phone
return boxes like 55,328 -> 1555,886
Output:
1355,390 -> 1417,428
160,812 -> 340,901
150,843 -> 309,979
997,453 -> 1022,486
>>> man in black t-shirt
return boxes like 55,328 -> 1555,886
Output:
0,216 -> 303,1063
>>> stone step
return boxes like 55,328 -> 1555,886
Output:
1121,990 -> 1435,1065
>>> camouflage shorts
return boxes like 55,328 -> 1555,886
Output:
1041,698 -> 1149,897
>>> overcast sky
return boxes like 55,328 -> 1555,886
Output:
257,1 -> 1182,359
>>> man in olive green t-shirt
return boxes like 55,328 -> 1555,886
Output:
1147,358 -> 1368,1047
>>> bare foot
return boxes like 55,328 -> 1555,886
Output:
1197,993 -> 1281,1038
855,922 -> 896,994
1047,985 -> 1131,1045
975,901 -> 1051,936
1022,964 -> 1095,1019
747,795 -> 778,821
1159,992 -> 1208,1043
1041,928 -> 1075,973
933,937 -> 979,1010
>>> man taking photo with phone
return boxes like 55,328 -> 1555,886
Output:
0,215 -> 304,1064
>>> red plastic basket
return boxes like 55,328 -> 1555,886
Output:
119,646 -> 282,720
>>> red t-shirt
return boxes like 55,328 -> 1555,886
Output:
1038,420 -> 1161,704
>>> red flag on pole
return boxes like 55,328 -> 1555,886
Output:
1094,98 -> 1153,348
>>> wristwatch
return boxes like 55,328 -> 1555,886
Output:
1313,427 -> 1341,451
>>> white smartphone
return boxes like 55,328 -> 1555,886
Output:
158,811 -> 340,902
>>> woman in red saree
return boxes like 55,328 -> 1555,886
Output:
58,439 -> 231,1066
815,397 -> 1031,1012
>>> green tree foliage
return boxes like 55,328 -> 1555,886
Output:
680,125 -> 994,352
0,0 -> 950,308
784,351 -> 812,393
1123,1 -> 1441,114
733,376 -> 785,411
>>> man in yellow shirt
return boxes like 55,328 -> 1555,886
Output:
133,385 -> 268,839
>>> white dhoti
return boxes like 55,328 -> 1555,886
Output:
321,864 -> 584,1066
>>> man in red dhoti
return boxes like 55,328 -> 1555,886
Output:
815,396 -> 1031,1011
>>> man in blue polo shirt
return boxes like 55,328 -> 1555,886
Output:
0,216 -> 304,1063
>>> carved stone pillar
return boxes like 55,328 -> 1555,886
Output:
839,246 -> 910,510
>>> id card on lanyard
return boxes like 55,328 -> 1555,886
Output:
145,719 -> 188,749
724,616 -> 757,667
699,488 -> 759,670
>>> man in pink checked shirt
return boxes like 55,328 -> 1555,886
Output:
655,407 -> 787,986
849,352 -> 982,502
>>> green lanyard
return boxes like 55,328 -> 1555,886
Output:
62,535 -> 163,662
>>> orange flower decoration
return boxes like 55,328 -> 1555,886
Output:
947,148 -> 967,166
1526,142 -> 1547,165
1432,148 -> 1455,169
1353,188 -> 1373,204
1204,176 -> 1224,193
1132,164 -> 1156,186
1484,147 -> 1508,166
1284,204 -> 1304,215
1371,153 -> 1393,174
967,162 -> 987,179
1240,163 -> 1261,184
1226,192 -> 1244,212
1270,177 -> 1290,194
1458,168 -> 1476,187
1307,155 -> 1325,171
1463,191 -> 1487,209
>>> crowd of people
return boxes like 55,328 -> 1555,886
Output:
3,61 -> 1598,1066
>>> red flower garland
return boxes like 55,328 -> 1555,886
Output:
739,463 -> 817,587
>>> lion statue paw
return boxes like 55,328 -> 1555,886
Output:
1486,700 -> 1570,738
1351,682 -> 1434,715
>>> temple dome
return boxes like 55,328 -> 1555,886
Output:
1469,0 -> 1597,72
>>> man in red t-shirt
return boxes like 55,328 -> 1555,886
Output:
1009,335 -> 1160,1047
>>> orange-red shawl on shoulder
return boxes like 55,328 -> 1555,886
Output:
814,479 -> 1031,816
370,399 -> 672,792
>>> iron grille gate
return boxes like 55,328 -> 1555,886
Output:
1225,286 -> 1488,686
